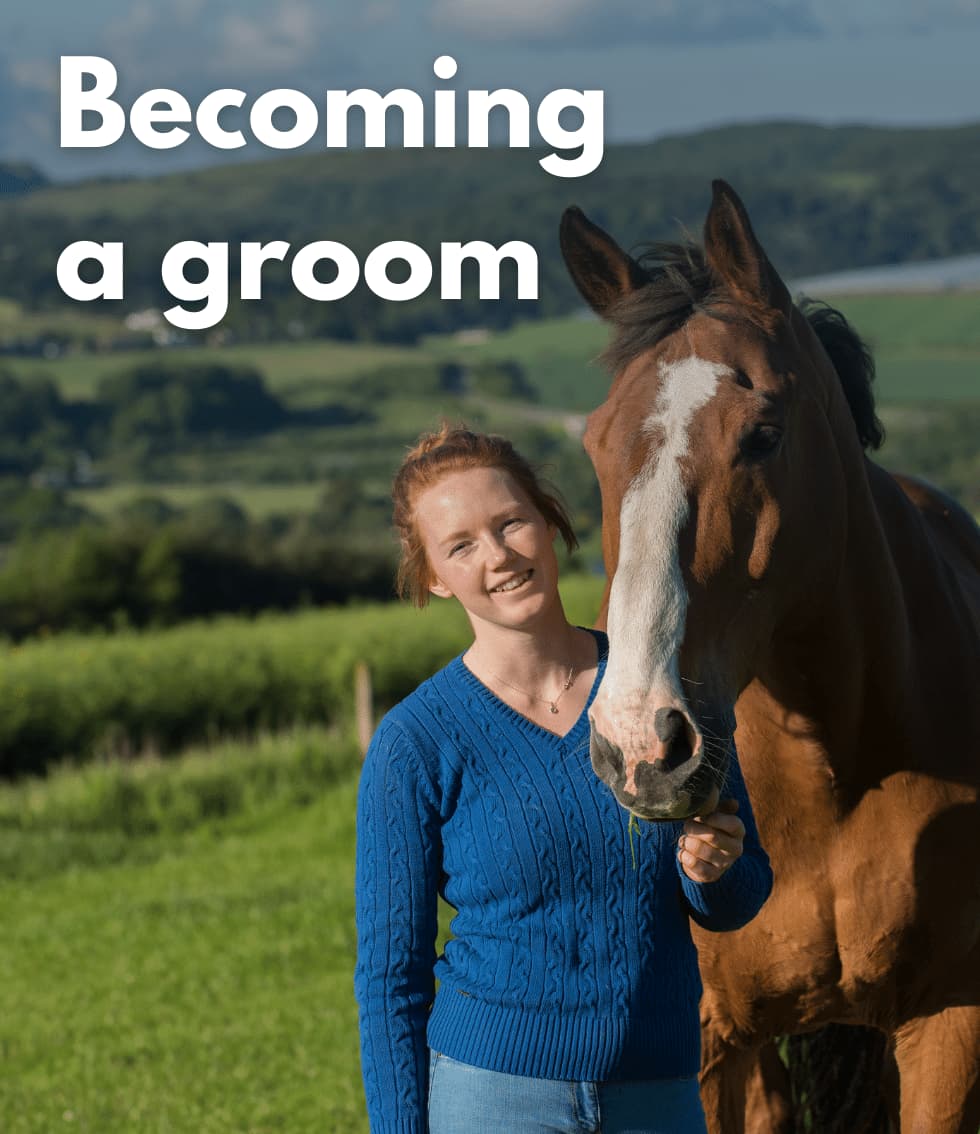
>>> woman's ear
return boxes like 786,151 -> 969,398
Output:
428,576 -> 453,600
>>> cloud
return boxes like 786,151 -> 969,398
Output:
430,0 -> 980,45
221,2 -> 319,75
9,58 -> 56,95
89,0 -> 349,91
0,56 -> 56,165
430,0 -> 594,40
431,0 -> 819,44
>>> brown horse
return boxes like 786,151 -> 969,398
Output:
559,181 -> 980,1134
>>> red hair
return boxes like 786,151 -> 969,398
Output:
392,423 -> 578,607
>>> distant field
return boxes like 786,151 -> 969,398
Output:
30,291 -> 980,529
867,355 -> 980,402
71,481 -> 326,519
4,292 -> 977,411
823,292 -> 980,403
423,296 -> 980,406
3,338 -> 428,402
424,316 -> 609,411
819,292 -> 980,354
0,298 -> 124,345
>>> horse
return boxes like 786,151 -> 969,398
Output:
559,180 -> 980,1134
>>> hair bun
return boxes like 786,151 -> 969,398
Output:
404,420 -> 473,463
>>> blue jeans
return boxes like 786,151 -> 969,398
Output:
428,1051 -> 709,1134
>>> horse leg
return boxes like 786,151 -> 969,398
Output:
743,1042 -> 795,1134
893,1005 -> 980,1133
699,1030 -> 756,1134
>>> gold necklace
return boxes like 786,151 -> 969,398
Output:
489,665 -> 576,714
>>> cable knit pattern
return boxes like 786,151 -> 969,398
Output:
354,630 -> 772,1134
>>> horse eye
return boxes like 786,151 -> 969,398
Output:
739,425 -> 783,461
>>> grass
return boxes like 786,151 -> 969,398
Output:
863,355 -> 980,402
430,291 -> 980,408
0,297 -> 126,345
69,481 -> 327,520
2,339 -> 429,402
0,573 -> 605,777
0,738 -> 368,1132
5,293 -> 978,410
0,725 -> 361,874
424,315 -> 609,411
821,292 -> 980,354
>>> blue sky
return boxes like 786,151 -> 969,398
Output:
3,0 -> 980,180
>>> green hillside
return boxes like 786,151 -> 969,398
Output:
4,121 -> 980,342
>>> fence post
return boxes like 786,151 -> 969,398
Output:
355,661 -> 373,759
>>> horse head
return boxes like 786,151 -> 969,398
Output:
561,180 -> 880,820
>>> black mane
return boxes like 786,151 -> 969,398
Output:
600,242 -> 885,452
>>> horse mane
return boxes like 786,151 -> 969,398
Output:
600,242 -> 885,452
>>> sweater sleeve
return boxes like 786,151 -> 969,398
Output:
355,718 -> 442,1134
678,744 -> 773,932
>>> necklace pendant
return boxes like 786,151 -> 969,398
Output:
549,703 -> 559,714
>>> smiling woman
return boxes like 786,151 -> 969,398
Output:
353,424 -> 773,1134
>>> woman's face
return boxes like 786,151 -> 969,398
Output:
414,465 -> 561,633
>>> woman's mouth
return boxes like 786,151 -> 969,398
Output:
491,569 -> 533,594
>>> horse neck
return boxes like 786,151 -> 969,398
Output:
761,443 -> 972,791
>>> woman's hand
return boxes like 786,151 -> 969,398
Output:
677,798 -> 745,883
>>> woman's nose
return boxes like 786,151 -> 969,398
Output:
486,536 -> 511,565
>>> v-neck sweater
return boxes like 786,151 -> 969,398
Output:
354,630 -> 772,1134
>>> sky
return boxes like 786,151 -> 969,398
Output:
2,0 -> 980,181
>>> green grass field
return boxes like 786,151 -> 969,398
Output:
3,339 -> 427,402
13,292 -> 970,412
0,298 -> 125,346
819,292 -> 980,355
823,292 -> 980,404
0,731 -> 369,1133
424,316 -> 609,411
70,481 -> 327,520
5,293 -> 978,410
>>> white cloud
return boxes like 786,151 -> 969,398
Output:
431,0 -> 593,40
430,0 -> 980,45
430,0 -> 819,45
221,2 -> 319,74
9,58 -> 56,95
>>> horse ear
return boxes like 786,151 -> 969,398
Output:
560,206 -> 646,318
703,180 -> 791,316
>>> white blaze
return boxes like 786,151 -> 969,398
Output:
604,356 -> 727,702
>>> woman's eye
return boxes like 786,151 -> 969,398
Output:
449,542 -> 468,556
738,425 -> 783,462
502,518 -> 524,530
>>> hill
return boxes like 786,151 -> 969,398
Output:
0,161 -> 47,196
3,121 -> 980,342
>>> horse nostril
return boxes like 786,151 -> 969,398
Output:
589,722 -> 625,782
654,707 -> 696,773
654,707 -> 686,744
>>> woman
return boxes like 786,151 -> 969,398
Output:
355,425 -> 772,1134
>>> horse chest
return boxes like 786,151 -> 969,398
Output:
700,771 -> 977,1033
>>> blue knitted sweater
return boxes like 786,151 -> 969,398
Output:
354,630 -> 772,1133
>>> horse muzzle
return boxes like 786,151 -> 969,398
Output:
588,714 -> 731,821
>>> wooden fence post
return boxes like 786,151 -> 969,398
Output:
355,661 -> 373,759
